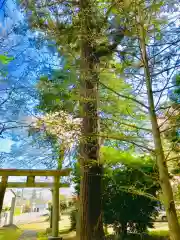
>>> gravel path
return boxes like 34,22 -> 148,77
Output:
19,230 -> 37,240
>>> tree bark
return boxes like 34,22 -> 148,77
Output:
78,0 -> 104,239
121,222 -> 127,236
0,188 -> 6,214
0,176 -> 8,214
139,19 -> 180,240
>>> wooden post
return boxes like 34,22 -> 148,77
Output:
52,176 -> 59,238
50,205 -> 53,229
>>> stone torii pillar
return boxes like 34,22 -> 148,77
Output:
48,176 -> 62,240
9,190 -> 16,225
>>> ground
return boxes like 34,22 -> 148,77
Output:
0,212 -> 169,239
17,213 -> 169,239
18,214 -> 75,239
19,230 -> 37,240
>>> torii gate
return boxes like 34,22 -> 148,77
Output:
0,168 -> 71,240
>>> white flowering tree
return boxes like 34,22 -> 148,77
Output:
31,111 -> 81,169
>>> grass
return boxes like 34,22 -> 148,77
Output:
37,230 -> 171,240
37,231 -> 169,240
38,232 -> 47,240
19,215 -> 169,240
0,228 -> 21,240
18,216 -> 49,232
149,230 -> 169,237
19,222 -> 46,232
19,215 -> 75,239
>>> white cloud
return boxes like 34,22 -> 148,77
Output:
0,139 -> 14,153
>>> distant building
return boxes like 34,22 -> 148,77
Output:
3,187 -> 74,213
31,198 -> 48,212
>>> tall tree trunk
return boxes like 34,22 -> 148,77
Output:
0,176 -> 8,214
78,0 -> 103,239
139,20 -> 180,240
0,188 -> 6,214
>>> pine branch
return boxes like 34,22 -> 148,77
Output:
158,105 -> 180,129
99,133 -> 154,153
99,81 -> 149,109
104,118 -> 152,132
152,64 -> 180,78
0,124 -> 30,135
160,123 -> 180,134
153,85 -> 177,94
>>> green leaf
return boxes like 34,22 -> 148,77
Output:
151,1 -> 164,11
0,55 -> 14,64
155,32 -> 162,40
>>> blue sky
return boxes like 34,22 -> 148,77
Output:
0,138 -> 13,152
0,1 -> 71,200
0,0 -> 61,168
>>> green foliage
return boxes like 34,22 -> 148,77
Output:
0,55 -> 13,64
101,146 -> 153,168
72,161 -> 81,195
169,73 -> 180,138
103,171 -> 158,234
73,150 -> 159,234
37,69 -> 78,114
164,73 -> 180,172
37,66 -> 135,117
36,65 -> 148,155
70,209 -> 78,231
60,202 -> 68,212
103,161 -> 159,234
106,233 -> 169,240
0,54 -> 13,79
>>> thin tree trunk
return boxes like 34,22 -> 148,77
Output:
139,19 -> 180,240
78,0 -> 103,239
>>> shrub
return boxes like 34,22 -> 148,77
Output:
70,209 -> 77,230
105,232 -> 169,240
